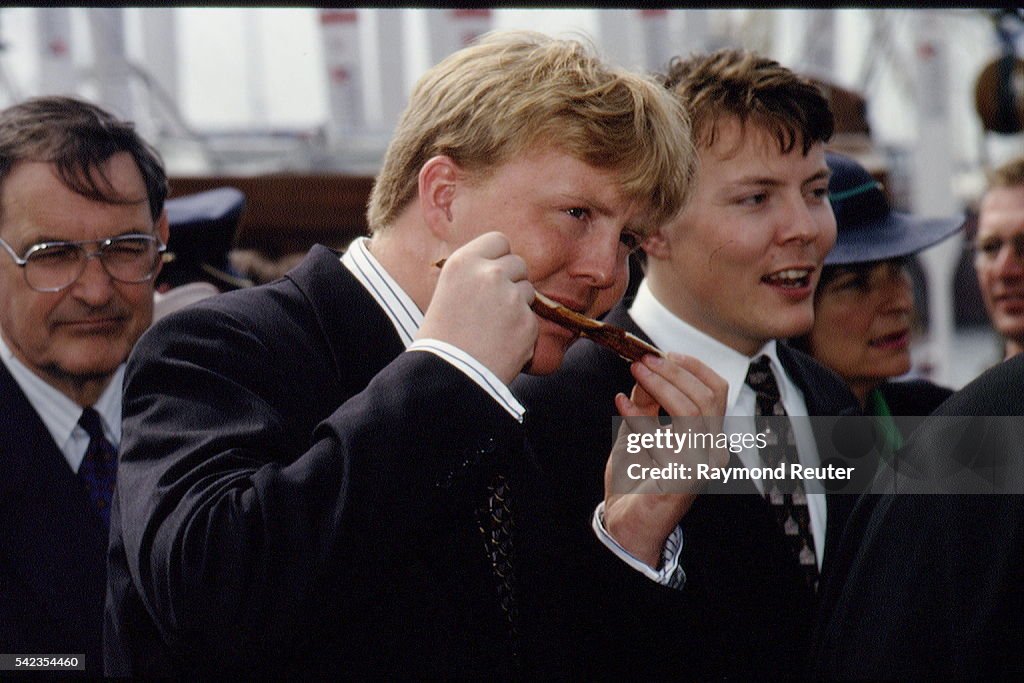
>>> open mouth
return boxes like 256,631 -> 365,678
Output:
762,268 -> 812,289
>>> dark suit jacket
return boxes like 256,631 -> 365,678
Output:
0,365 -> 107,675
512,303 -> 861,679
104,246 -> 523,677
811,353 -> 1024,678
878,378 -> 953,418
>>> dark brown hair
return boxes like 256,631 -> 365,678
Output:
0,96 -> 167,221
661,49 -> 833,155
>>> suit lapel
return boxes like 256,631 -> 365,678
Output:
0,364 -> 107,647
776,344 -> 859,417
284,245 -> 407,393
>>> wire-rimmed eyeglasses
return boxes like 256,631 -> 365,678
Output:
0,233 -> 166,293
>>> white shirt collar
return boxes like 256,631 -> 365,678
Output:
339,237 -> 526,422
628,279 -> 794,414
0,331 -> 123,472
340,237 -> 423,347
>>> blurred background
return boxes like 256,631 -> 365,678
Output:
1,7 -> 1022,388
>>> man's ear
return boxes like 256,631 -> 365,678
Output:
418,155 -> 460,239
641,221 -> 673,261
156,209 -> 170,245
154,209 -> 170,276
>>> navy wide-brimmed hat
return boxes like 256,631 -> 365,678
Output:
824,152 -> 964,266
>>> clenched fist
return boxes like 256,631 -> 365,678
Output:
418,232 -> 538,384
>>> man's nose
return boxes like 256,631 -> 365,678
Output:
70,251 -> 116,306
573,231 -> 620,290
880,269 -> 914,314
779,194 -> 834,248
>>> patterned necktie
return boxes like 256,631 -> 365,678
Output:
477,472 -> 519,665
77,407 -> 118,531
744,355 -> 819,591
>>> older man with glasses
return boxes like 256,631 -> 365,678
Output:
0,96 -> 168,676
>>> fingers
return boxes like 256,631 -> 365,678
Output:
667,351 -> 729,404
615,387 -> 668,456
492,253 -> 529,283
446,232 -> 523,273
515,278 -> 536,306
452,231 -> 513,261
605,356 -> 730,552
630,353 -> 727,417
629,383 -> 658,412
447,239 -> 528,280
419,231 -> 539,383
630,356 -> 698,415
448,237 -> 532,303
615,385 -> 657,417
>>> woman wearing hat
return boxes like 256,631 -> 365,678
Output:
791,152 -> 964,435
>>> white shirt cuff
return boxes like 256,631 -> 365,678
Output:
591,501 -> 686,589
407,339 -> 525,423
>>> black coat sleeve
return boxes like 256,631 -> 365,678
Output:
112,293 -> 520,670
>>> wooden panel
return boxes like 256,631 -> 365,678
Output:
169,174 -> 375,258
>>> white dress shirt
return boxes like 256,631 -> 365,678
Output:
0,332 -> 122,473
341,237 -> 525,422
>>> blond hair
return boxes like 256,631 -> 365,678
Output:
988,155 -> 1024,191
367,30 -> 694,234
661,49 -> 833,154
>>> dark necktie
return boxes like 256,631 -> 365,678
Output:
744,355 -> 819,591
477,472 -> 519,664
77,407 -> 118,531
